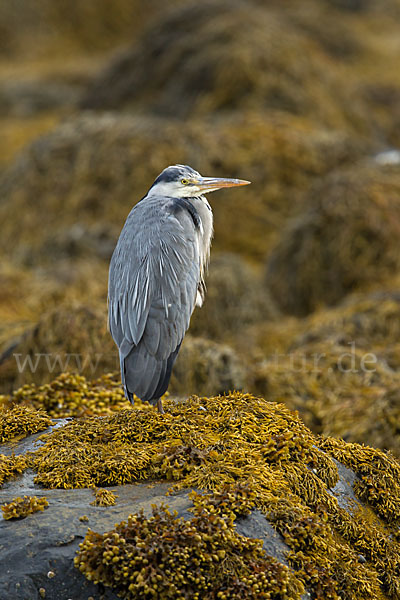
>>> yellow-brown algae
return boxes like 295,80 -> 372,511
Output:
0,453 -> 27,487
90,488 -> 118,507
75,498 -> 301,600
0,405 -> 51,443
3,372 -> 140,419
1,495 -> 48,520
23,390 -> 397,600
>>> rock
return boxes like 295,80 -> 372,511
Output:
0,390 -> 399,599
374,150 -> 400,166
0,476 -> 176,600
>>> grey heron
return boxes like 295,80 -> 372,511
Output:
108,164 -> 250,413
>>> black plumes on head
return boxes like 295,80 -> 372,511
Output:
151,164 -> 200,187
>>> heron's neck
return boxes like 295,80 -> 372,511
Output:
190,194 -> 214,274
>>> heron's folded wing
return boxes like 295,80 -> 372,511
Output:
108,197 -> 200,359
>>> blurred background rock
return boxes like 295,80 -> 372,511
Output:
1,0 -> 400,456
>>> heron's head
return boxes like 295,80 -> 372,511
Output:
148,164 -> 250,198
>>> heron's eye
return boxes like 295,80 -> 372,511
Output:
181,178 -> 189,185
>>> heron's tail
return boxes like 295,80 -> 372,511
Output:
119,353 -> 133,403
121,343 -> 181,405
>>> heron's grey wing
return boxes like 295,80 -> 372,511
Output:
108,197 -> 200,401
108,201 -> 155,350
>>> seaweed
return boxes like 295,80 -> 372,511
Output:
0,453 -> 27,486
90,487 -> 118,507
4,372 -> 135,418
1,495 -> 48,520
0,404 -> 51,442
75,499 -> 301,600
266,163 -> 400,315
254,291 -> 400,457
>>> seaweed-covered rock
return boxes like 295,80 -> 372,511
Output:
171,336 -> 247,398
0,79 -> 80,118
253,289 -> 400,456
0,454 -> 27,487
0,304 -> 118,393
292,290 -> 400,351
0,261 -> 109,366
1,372 -> 133,418
1,387 -> 400,599
80,0 -> 368,131
0,405 -> 51,443
0,297 -> 247,398
266,163 -> 400,315
322,0 -> 400,12
0,0 -> 169,57
189,253 -> 278,341
254,339 -> 400,457
0,112 -> 368,268
75,499 -> 300,600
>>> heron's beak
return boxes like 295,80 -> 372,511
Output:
196,177 -> 251,193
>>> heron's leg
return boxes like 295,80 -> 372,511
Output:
157,398 -> 164,414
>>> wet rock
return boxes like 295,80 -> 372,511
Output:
0,476 -> 177,600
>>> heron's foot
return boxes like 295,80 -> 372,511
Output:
157,398 -> 164,414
